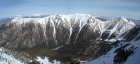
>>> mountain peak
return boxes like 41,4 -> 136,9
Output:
117,17 -> 135,25
119,16 -> 128,21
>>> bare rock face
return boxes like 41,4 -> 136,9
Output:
0,22 -> 46,49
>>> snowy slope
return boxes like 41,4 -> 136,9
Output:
83,42 -> 123,64
0,47 -> 23,64
84,40 -> 140,64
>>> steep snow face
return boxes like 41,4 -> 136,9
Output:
4,14 -> 136,43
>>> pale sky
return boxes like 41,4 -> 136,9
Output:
0,0 -> 140,19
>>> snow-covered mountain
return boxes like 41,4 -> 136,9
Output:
3,14 -> 136,46
0,14 -> 139,64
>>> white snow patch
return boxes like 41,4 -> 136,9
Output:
36,57 -> 61,64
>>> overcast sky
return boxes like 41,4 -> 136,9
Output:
0,0 -> 140,19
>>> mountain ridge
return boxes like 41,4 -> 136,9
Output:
0,14 -> 136,49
